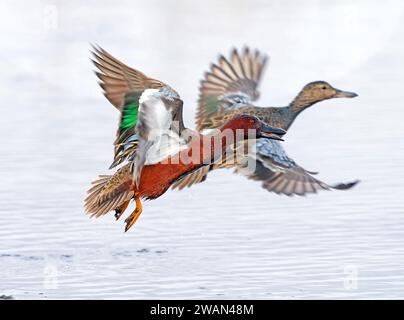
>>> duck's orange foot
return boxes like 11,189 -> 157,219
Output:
124,208 -> 142,232
124,194 -> 143,232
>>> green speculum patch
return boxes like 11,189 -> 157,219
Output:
120,100 -> 139,130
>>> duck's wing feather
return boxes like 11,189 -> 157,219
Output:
111,89 -> 186,170
91,45 -> 168,110
91,46 -> 181,168
196,47 -> 268,131
172,139 -> 358,195
84,163 -> 134,217
171,165 -> 210,190
109,92 -> 142,168
134,89 -> 188,187
238,139 -> 359,195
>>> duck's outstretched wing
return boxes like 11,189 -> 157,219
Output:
238,139 -> 359,195
111,89 -> 186,169
172,138 -> 358,195
91,46 -> 180,168
91,45 -> 169,110
84,163 -> 134,218
134,88 -> 188,187
196,47 -> 268,131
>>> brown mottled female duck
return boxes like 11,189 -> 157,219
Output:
171,47 -> 359,195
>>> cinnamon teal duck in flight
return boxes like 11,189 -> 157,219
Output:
171,47 -> 359,194
85,47 -> 286,231
85,89 -> 285,232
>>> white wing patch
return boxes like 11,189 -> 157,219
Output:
134,89 -> 188,186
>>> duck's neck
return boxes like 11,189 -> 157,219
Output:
275,92 -> 318,131
288,91 -> 319,114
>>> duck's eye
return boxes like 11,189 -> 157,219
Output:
322,86 -> 327,90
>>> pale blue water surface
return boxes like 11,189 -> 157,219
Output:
0,0 -> 404,299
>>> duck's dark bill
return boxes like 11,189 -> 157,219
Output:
260,124 -> 286,141
334,90 -> 358,98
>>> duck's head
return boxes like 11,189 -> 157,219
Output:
221,115 -> 286,141
291,81 -> 357,109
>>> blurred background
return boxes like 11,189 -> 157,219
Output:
1,0 -> 404,299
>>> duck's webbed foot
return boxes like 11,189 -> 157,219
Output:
114,199 -> 130,220
124,193 -> 143,232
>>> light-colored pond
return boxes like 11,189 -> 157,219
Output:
1,0 -> 404,299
